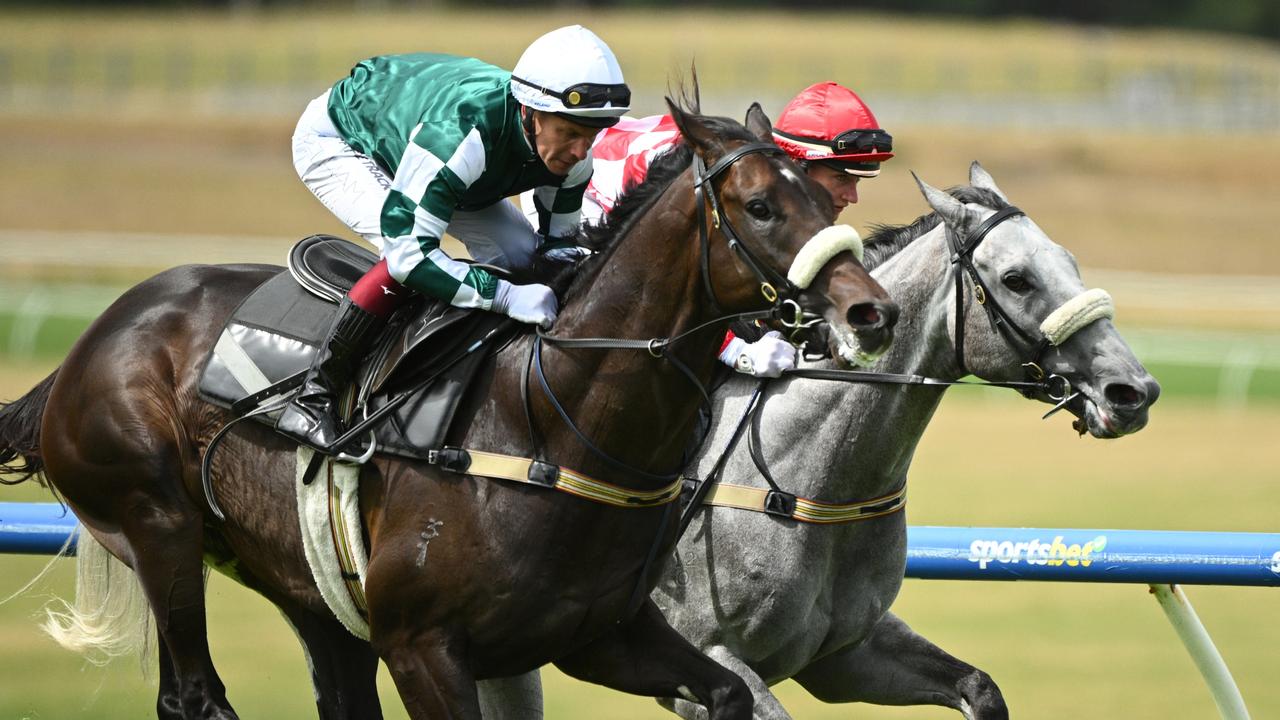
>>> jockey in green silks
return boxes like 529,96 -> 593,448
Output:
281,25 -> 630,452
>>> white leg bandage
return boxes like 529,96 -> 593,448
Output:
1040,288 -> 1115,346
786,225 -> 864,289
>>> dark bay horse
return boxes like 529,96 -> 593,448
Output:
0,100 -> 896,719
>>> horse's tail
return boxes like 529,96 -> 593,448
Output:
42,529 -> 155,669
0,369 -> 58,484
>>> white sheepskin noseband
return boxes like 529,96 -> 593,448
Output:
1040,288 -> 1115,346
786,224 -> 864,289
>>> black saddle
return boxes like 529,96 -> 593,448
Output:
198,235 -> 522,460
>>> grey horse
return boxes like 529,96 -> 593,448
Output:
479,162 -> 1160,718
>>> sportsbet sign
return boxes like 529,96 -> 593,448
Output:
905,527 -> 1280,586
969,534 -> 1108,570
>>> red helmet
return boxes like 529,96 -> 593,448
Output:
772,82 -> 893,177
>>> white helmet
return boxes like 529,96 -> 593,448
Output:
510,25 -> 630,128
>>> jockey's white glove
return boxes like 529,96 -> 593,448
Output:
719,330 -> 797,378
492,280 -> 558,328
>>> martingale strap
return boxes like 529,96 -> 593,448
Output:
428,447 -> 684,508
700,481 -> 906,524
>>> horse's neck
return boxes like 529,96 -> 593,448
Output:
762,227 -> 959,500
558,179 -> 707,341
540,174 -> 723,482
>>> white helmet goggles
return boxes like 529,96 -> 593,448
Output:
510,25 -> 630,120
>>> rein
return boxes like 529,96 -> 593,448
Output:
528,140 -> 822,621
529,140 -> 813,485
673,204 -> 1121,534
781,367 -> 1068,399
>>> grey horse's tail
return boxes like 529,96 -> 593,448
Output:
0,369 -> 58,484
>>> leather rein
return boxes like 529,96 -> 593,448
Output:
529,140 -> 815,619
784,205 -> 1076,410
677,205 -> 1086,535
530,141 -> 809,484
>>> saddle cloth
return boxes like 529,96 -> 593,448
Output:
197,235 -> 520,459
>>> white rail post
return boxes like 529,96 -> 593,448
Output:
1149,583 -> 1250,720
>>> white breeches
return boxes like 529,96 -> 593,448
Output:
292,90 -> 543,270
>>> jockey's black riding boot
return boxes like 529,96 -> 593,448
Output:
276,297 -> 384,453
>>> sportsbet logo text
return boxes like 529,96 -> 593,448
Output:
968,535 -> 1107,570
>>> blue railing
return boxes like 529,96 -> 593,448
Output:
2,502 -> 1274,719
0,502 -> 78,555
4,503 -> 1279,587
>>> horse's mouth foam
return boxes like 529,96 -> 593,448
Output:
1070,394 -> 1120,439
829,323 -> 885,368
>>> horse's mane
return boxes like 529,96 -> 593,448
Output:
543,95 -> 761,306
862,185 -> 1010,271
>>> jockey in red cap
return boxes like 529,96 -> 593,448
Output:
528,81 -> 892,377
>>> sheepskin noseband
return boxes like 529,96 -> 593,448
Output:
1040,288 -> 1115,346
786,224 -> 864,290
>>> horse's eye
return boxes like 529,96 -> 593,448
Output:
746,200 -> 772,220
1002,272 -> 1032,293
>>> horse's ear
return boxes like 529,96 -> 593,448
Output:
969,161 -> 1010,203
744,102 -> 772,142
913,171 -> 966,226
666,97 -> 717,153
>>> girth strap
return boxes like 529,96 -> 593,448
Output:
700,481 -> 906,524
429,447 -> 684,508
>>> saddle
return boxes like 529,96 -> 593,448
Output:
197,235 -> 521,460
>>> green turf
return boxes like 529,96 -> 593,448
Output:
2,360 -> 1277,718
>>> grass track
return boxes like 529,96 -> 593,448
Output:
2,364 -> 1277,718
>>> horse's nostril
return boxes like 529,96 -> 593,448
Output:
850,304 -> 880,327
1104,383 -> 1144,408
847,301 -> 896,329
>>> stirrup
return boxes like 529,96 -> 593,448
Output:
334,431 -> 378,465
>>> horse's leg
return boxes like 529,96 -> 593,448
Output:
276,602 -> 383,720
128,508 -> 238,720
54,464 -> 234,718
374,627 -> 482,720
552,600 -> 753,720
791,611 -> 1007,720
478,672 -> 544,720
656,645 -> 791,720
156,635 -> 183,720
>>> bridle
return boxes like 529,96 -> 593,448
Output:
783,203 -> 1121,412
532,139 -> 831,482
692,141 -> 804,320
676,197 -> 1123,547
948,205 -> 1054,389
533,139 -> 845,619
